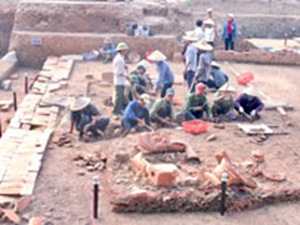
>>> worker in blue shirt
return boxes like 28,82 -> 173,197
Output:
121,94 -> 151,136
148,50 -> 174,98
183,32 -> 199,88
206,61 -> 229,90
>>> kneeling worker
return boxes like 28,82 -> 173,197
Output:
234,87 -> 264,120
181,83 -> 210,121
150,88 -> 176,127
206,61 -> 229,90
211,85 -> 236,121
71,97 -> 110,140
121,94 -> 151,136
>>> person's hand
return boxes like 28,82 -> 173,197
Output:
138,119 -> 145,126
239,106 -> 245,114
250,110 -> 257,117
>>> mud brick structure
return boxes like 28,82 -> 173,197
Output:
215,49 -> 300,66
109,132 -> 300,214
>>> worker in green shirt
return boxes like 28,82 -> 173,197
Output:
181,83 -> 210,121
211,85 -> 237,122
150,88 -> 176,127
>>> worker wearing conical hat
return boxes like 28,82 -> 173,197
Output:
234,87 -> 264,120
70,97 -> 110,141
206,61 -> 229,90
129,60 -> 153,99
112,42 -> 130,117
182,31 -> 199,89
211,84 -> 237,122
190,41 -> 214,92
147,50 -> 174,98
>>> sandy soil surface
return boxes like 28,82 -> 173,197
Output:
2,61 -> 300,225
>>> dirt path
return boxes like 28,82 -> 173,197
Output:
19,62 -> 300,225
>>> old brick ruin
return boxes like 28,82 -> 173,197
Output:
109,132 -> 299,213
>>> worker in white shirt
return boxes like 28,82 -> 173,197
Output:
112,42 -> 130,117
203,19 -> 216,47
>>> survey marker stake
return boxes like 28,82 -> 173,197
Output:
220,172 -> 228,216
93,176 -> 100,219
25,76 -> 29,94
13,92 -> 17,111
0,117 -> 2,138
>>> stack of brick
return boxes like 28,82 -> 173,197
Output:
0,56 -> 74,196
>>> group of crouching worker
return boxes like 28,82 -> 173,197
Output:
70,37 -> 264,141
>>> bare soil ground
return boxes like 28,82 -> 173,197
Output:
2,61 -> 300,225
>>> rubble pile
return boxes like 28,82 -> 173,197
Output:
109,132 -> 298,213
73,152 -> 107,173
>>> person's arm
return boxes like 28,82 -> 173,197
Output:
222,23 -> 226,40
150,100 -> 162,119
233,22 -> 238,41
125,101 -> 139,121
184,94 -> 193,111
185,47 -> 193,72
254,97 -> 264,112
203,97 -> 211,118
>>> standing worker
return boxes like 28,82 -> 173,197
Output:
112,42 -> 130,118
203,19 -> 216,47
147,50 -> 174,98
222,14 -> 238,51
191,41 -> 213,91
183,32 -> 199,88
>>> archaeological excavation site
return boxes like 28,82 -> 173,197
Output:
0,0 -> 300,225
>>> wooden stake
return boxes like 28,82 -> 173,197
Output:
25,76 -> 29,94
13,92 -> 17,111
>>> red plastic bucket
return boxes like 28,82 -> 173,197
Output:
237,72 -> 254,86
182,120 -> 209,135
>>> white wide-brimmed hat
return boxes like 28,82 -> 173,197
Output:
182,31 -> 198,42
207,8 -> 213,13
140,93 -> 151,105
116,42 -> 129,51
242,86 -> 256,96
137,59 -> 150,70
70,97 -> 91,112
147,50 -> 167,62
193,41 -> 213,51
211,61 -> 220,68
